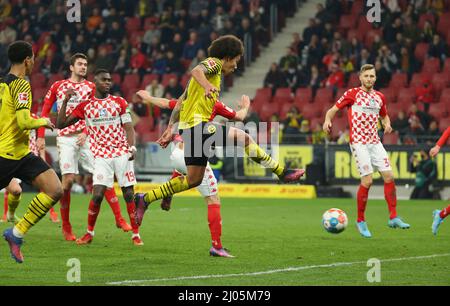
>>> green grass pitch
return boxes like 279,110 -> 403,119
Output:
0,193 -> 449,286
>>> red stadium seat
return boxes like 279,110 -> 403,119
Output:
347,29 -> 364,41
389,73 -> 408,88
439,88 -> 450,104
259,103 -> 279,121
443,58 -> 450,74
418,13 -> 436,29
47,73 -> 65,86
314,88 -> 333,104
330,117 -> 348,140
409,72 -> 433,88
274,87 -> 293,102
121,74 -> 140,94
381,87 -> 397,104
347,73 -> 360,88
437,13 -> 450,36
32,87 -> 48,102
279,102 -> 298,120
309,117 -> 323,130
397,88 -> 416,104
254,87 -> 272,101
439,118 -> 450,133
295,88 -> 312,103
180,74 -> 191,88
422,58 -> 440,74
357,16 -> 373,38
301,105 -> 321,119
382,132 -> 399,145
161,73 -> 178,87
431,73 -> 449,99
135,116 -> 154,135
335,88 -> 347,100
140,73 -> 159,88
111,73 -> 122,86
429,104 -> 448,120
414,43 -> 429,62
351,1 -> 364,16
30,73 -> 47,88
339,14 -> 357,31
126,17 -> 141,33
364,29 -> 382,49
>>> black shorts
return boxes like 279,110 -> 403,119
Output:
0,153 -> 51,189
180,122 -> 228,167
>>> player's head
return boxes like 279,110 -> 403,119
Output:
7,41 -> 34,76
70,53 -> 88,78
359,64 -> 376,90
94,69 -> 111,94
208,35 -> 244,75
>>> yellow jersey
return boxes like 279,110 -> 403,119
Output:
179,57 -> 222,129
0,74 -> 33,160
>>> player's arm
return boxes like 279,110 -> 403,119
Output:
13,80 -> 54,130
56,89 -> 80,129
191,59 -> 220,99
323,105 -> 339,134
37,82 -> 58,138
119,99 -> 136,160
157,90 -> 186,148
379,94 -> 392,133
136,90 -> 171,109
430,127 -> 450,157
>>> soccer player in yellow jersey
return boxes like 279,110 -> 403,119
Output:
0,41 -> 63,263
134,35 -> 305,228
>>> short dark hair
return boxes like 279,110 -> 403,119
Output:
70,53 -> 88,66
94,69 -> 109,76
8,41 -> 33,64
207,35 -> 244,59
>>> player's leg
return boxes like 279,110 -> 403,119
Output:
351,144 -> 373,238
76,185 -> 106,245
5,179 -> 22,223
197,166 -> 234,258
227,126 -> 304,182
432,204 -> 450,235
2,191 -> 7,222
113,155 -> 141,245
4,159 -> 63,263
80,141 -> 129,230
372,143 -> 410,229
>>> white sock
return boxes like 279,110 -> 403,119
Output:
13,227 -> 24,238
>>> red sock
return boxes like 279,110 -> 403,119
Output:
171,170 -> 182,179
60,190 -> 71,228
104,188 -> 123,221
3,191 -> 8,218
384,181 -> 397,220
87,200 -> 101,232
126,201 -> 139,234
440,205 -> 450,219
357,185 -> 369,222
208,204 -> 222,249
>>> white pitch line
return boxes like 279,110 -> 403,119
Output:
106,253 -> 450,285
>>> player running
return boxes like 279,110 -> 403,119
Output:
136,90 -> 251,257
134,35 -> 305,225
430,126 -> 450,235
1,113 -> 59,223
37,53 -> 131,241
323,64 -> 410,238
1,41 -> 63,263
56,69 -> 143,246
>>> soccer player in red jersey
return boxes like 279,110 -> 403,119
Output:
136,90 -> 251,257
57,69 -> 143,246
37,53 -> 130,241
430,126 -> 450,235
323,64 -> 410,238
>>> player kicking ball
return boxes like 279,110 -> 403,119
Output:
430,126 -> 450,235
136,90 -> 251,257
323,64 -> 410,238
56,69 -> 143,246
134,35 -> 304,228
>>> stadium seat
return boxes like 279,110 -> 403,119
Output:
357,16 -> 373,38
422,58 -> 440,74
140,73 -> 159,88
439,118 -> 450,133
295,88 -> 312,103
437,13 -> 450,36
397,88 -> 416,104
409,72 -> 432,88
161,73 -> 178,87
47,73 -> 65,86
335,88 -> 347,100
443,58 -> 450,74
314,88 -> 333,104
339,14 -> 357,31
330,116 -> 348,140
141,130 -> 160,143
347,73 -> 360,88
32,87 -> 48,102
418,13 -> 436,29
258,103 -> 279,121
301,105 -> 321,120
30,73 -> 47,88
111,73 -> 122,86
364,29 -> 382,48
431,73 -> 449,98
382,132 -> 399,145
389,73 -> 408,88
309,117 -> 323,130
279,102 -> 297,120
414,43 -> 429,62
254,87 -> 272,101
381,87 -> 397,104
439,88 -> 450,104
135,116 -> 154,137
274,87 -> 293,102
121,74 -> 140,94
346,28 -> 364,41
351,1 -> 364,16
180,74 -> 191,88
429,103 -> 448,119
126,17 -> 141,33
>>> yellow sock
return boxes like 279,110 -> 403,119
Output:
144,176 -> 190,203
244,143 -> 284,176
15,193 -> 56,236
7,192 -> 21,216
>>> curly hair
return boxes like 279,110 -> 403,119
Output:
207,35 -> 244,59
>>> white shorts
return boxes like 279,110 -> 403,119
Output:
57,135 -> 95,175
350,143 -> 392,177
170,145 -> 218,197
93,154 -> 136,188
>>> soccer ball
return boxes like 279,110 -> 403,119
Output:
322,208 -> 348,234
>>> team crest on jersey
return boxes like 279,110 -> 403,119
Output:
207,124 -> 216,134
18,92 -> 28,104
99,108 -> 107,117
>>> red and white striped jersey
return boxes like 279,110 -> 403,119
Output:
335,87 -> 387,144
38,79 -> 95,138
72,95 -> 131,158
